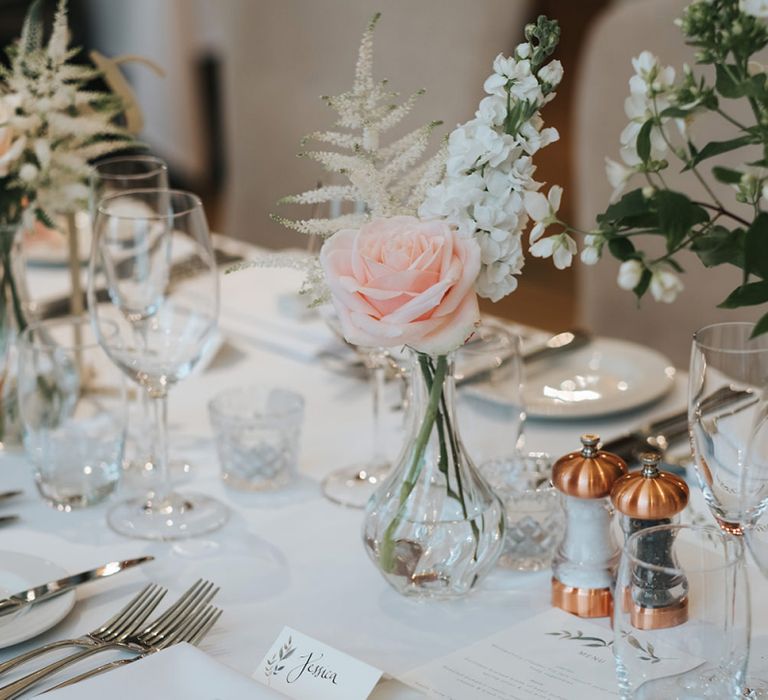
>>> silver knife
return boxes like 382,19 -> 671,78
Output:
0,555 -> 154,618
457,329 -> 591,387
601,386 -> 756,466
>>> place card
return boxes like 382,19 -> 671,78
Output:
254,626 -> 383,700
399,608 -> 704,699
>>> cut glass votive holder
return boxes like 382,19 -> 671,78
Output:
208,386 -> 305,491
482,453 -> 564,571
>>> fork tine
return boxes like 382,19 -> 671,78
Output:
155,604 -> 219,650
91,584 -> 155,636
139,580 -> 217,641
188,608 -> 222,647
141,594 -> 216,649
102,586 -> 167,641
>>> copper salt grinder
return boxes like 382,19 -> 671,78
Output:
551,434 -> 628,618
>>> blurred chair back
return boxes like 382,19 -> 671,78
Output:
220,0 -> 531,250
573,0 -> 758,367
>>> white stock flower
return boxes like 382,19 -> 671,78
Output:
530,232 -> 577,269
538,60 -> 564,88
524,185 -> 562,242
476,95 -> 507,126
514,42 -> 531,59
617,259 -> 644,290
580,233 -> 604,265
421,45 -> 561,302
649,266 -> 684,303
741,0 -> 768,17
605,158 -> 635,202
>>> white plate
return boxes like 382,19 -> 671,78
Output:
468,337 -> 676,419
0,551 -> 76,648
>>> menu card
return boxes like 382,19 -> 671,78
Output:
399,609 -> 703,699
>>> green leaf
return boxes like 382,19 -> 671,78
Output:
686,134 -> 756,169
601,189 -> 648,223
719,281 -> 768,308
660,106 -> 692,118
636,120 -> 653,163
716,63 -> 744,98
692,226 -> 745,268
745,212 -> 768,279
751,312 -> 768,338
654,190 -> 708,251
607,237 -> 636,261
634,268 -> 652,298
712,166 -> 743,185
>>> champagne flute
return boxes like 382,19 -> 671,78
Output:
89,188 -> 228,539
89,156 -> 196,487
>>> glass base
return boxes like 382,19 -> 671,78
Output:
108,491 -> 229,541
322,463 -> 389,509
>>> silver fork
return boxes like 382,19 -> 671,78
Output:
0,584 -> 166,676
45,604 -> 223,693
0,580 -> 218,700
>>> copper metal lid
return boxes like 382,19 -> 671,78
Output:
551,434 -> 628,499
611,452 -> 689,519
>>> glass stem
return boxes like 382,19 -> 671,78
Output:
370,349 -> 388,468
132,320 -> 157,471
149,393 -> 170,505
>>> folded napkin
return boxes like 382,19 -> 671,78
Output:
43,643 -> 286,699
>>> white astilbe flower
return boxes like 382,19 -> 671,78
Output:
419,17 -> 563,301
0,0 -> 132,225
262,13 -> 444,303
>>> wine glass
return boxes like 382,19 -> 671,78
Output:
613,523 -> 749,699
89,188 -> 228,540
688,321 -> 768,696
320,342 -> 397,508
688,322 -> 768,532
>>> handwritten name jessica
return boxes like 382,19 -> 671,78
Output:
287,652 -> 339,685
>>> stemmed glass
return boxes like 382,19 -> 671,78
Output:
89,188 -> 228,540
88,156 -> 195,486
321,343 -> 395,508
688,321 -> 768,696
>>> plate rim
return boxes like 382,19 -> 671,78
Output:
523,337 -> 675,419
0,550 -> 76,648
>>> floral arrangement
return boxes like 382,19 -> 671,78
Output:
535,0 -> 768,335
0,0 -> 133,330
297,15 -> 562,583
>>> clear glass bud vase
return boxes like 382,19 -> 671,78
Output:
362,348 -> 505,598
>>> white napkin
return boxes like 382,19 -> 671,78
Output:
43,643 -> 286,699
180,266 -> 334,363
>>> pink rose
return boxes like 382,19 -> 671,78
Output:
319,216 -> 481,355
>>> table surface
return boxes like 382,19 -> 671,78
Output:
2,238 -> 765,698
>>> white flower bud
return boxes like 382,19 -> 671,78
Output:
19,163 -> 38,182
649,267 -> 683,303
617,259 -> 644,291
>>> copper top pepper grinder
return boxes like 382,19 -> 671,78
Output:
551,434 -> 628,618
611,452 -> 690,630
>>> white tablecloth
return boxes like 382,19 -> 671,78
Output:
2,241 -> 763,697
